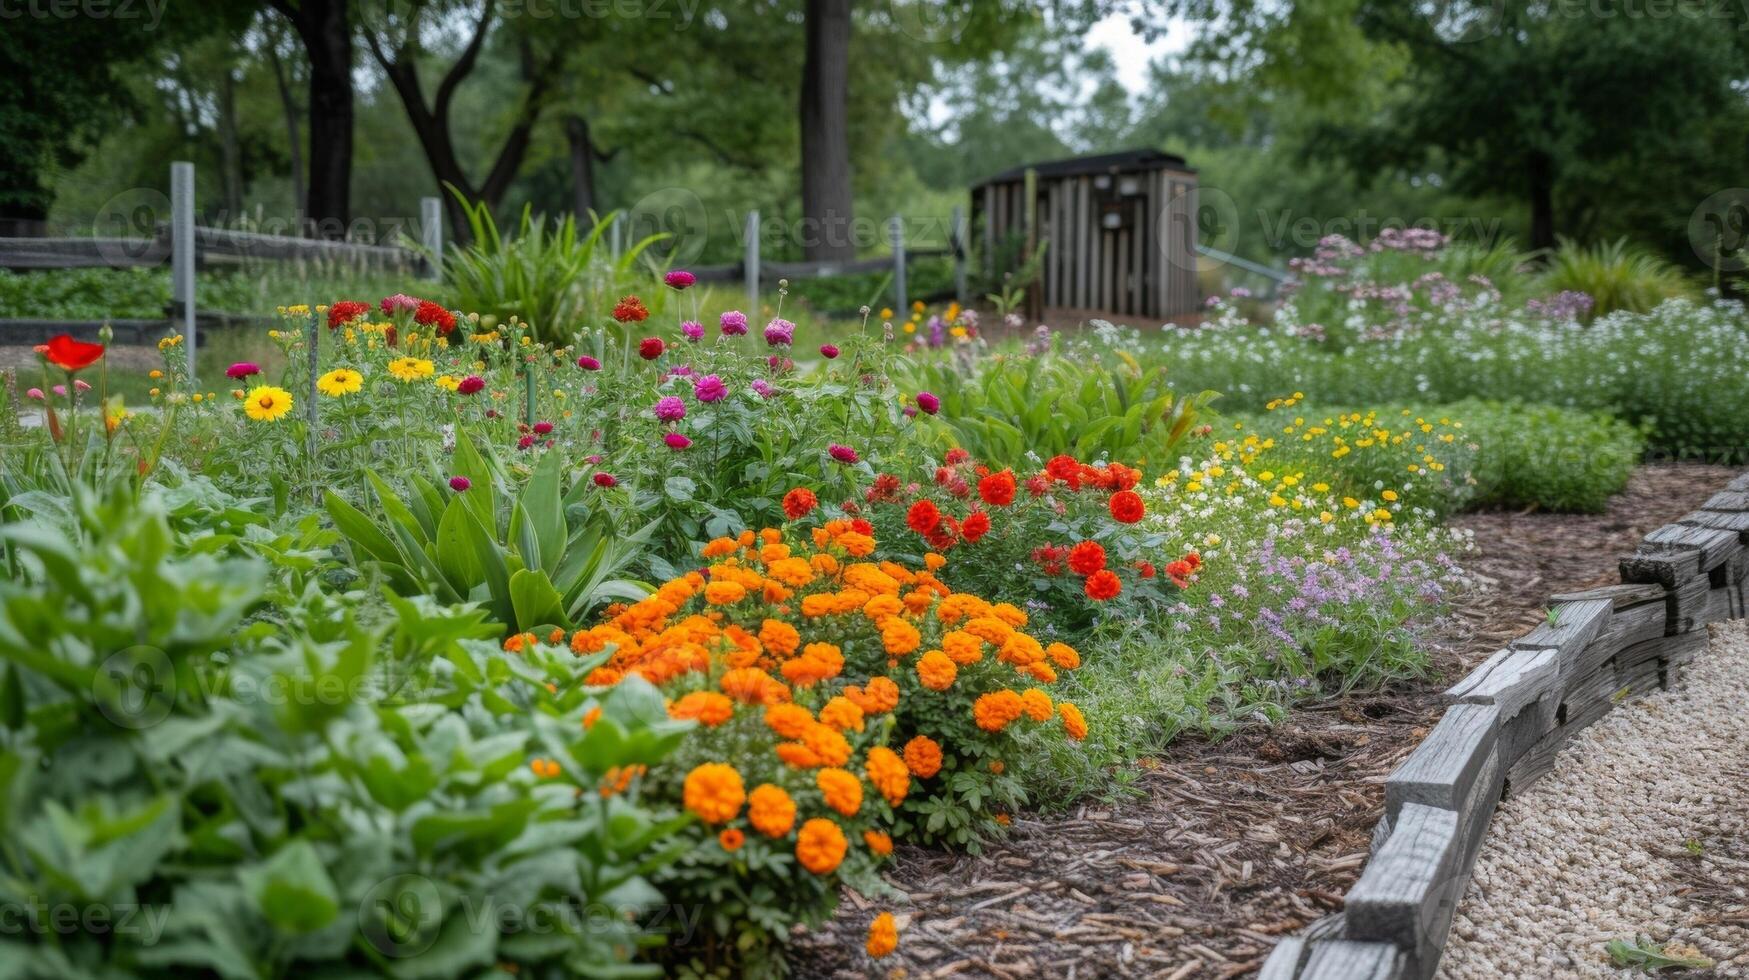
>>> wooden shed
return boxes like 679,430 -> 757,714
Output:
971,149 -> 1199,321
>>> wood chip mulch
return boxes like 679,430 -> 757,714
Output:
792,463 -> 1738,979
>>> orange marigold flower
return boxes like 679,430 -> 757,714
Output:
582,706 -> 602,729
1029,661 -> 1058,683
973,690 -> 1025,732
1108,489 -> 1146,524
670,691 -> 735,726
863,829 -> 894,856
718,828 -> 746,852
701,536 -> 739,558
863,593 -> 904,619
759,618 -> 801,657
1084,569 -> 1121,601
721,667 -> 786,705
818,695 -> 866,733
764,702 -> 816,740
767,557 -> 815,587
816,767 -> 863,816
866,911 -> 899,958
915,649 -> 957,691
748,783 -> 797,837
1059,701 -> 1088,740
775,742 -> 820,768
1019,688 -> 1053,722
942,630 -> 983,665
838,532 -> 876,557
782,486 -> 818,520
1067,540 -> 1106,576
880,617 -> 922,657
903,735 -> 943,778
991,602 -> 1028,628
704,580 -> 747,605
796,817 -> 848,874
865,746 -> 910,807
844,676 -> 901,715
924,552 -> 947,570
800,593 -> 836,618
1046,642 -> 1081,670
802,722 -> 853,766
683,763 -> 746,824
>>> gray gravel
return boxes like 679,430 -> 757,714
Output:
1439,620 -> 1749,979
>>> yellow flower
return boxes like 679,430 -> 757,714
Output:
243,385 -> 294,422
318,368 -> 363,397
434,374 -> 461,392
1381,489 -> 1399,502
387,357 -> 434,382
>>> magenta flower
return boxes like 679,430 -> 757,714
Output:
665,432 -> 693,450
693,374 -> 728,403
577,355 -> 601,371
653,395 -> 687,422
25,388 -> 43,401
681,320 -> 705,341
720,311 -> 749,336
225,362 -> 261,380
457,375 -> 485,395
449,476 -> 471,492
751,379 -> 776,399
592,472 -> 617,487
73,379 -> 91,392
819,344 -> 839,359
828,443 -> 858,464
664,270 -> 697,290
533,421 -> 554,435
916,391 -> 940,415
51,385 -> 66,397
517,435 -> 535,450
764,318 -> 795,347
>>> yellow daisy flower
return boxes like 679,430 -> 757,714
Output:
317,368 -> 363,397
243,385 -> 294,422
387,357 -> 434,382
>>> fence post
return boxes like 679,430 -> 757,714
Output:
890,216 -> 907,314
170,161 -> 196,381
421,196 -> 443,281
610,213 -> 622,260
306,312 -> 319,497
951,205 -> 967,304
744,210 -> 760,311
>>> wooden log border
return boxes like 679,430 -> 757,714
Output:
1261,467 -> 1749,980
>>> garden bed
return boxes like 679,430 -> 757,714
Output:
792,463 -> 1737,978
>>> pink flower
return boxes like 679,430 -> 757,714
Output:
828,443 -> 858,464
593,472 -> 617,487
449,476 -> 471,492
457,375 -> 485,395
225,362 -> 260,380
532,421 -> 554,435
681,320 -> 705,341
719,311 -> 748,336
577,355 -> 601,371
381,293 -> 420,314
693,374 -> 728,403
653,395 -> 687,422
764,318 -> 795,347
73,379 -> 91,392
916,391 -> 940,415
52,385 -> 66,397
664,270 -> 697,290
665,432 -> 693,450
751,379 -> 776,399
819,344 -> 839,359
25,388 -> 43,401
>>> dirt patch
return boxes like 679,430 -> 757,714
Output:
793,463 -> 1737,979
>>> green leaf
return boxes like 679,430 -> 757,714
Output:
520,450 -> 567,577
239,839 -> 340,935
509,569 -> 567,633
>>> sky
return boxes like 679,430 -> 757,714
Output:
1087,12 -> 1193,92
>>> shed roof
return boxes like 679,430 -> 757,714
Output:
972,148 -> 1194,189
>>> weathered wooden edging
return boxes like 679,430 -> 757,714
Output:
1261,469 -> 1749,980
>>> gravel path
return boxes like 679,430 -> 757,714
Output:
1439,620 -> 1749,979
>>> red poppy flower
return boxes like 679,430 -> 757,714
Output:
977,469 -> 1017,507
41,334 -> 105,373
906,499 -> 941,535
1108,490 -> 1145,524
961,510 -> 990,543
783,487 -> 818,520
1066,540 -> 1106,576
1084,569 -> 1121,601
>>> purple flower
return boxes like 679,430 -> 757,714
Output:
225,362 -> 260,380
681,320 -> 705,341
915,391 -> 940,415
719,311 -> 749,336
751,379 -> 776,399
653,395 -> 687,422
693,374 -> 728,403
763,318 -> 795,347
457,375 -> 485,395
819,344 -> 840,359
664,270 -> 697,290
449,476 -> 471,492
577,355 -> 601,371
665,432 -> 693,450
828,443 -> 858,464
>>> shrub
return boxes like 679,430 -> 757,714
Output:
1535,237 -> 1695,317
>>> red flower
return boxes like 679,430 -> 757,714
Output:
613,296 -> 650,322
41,334 -> 105,373
1024,474 -> 1051,497
977,469 -> 1017,507
1135,561 -> 1157,579
783,487 -> 818,520
1084,569 -> 1121,601
906,499 -> 941,535
1031,544 -> 1068,576
638,337 -> 665,360
944,448 -> 971,465
1066,541 -> 1106,576
961,510 -> 990,543
1108,490 -> 1145,524
851,518 -> 874,536
865,473 -> 902,504
926,523 -> 958,551
327,300 -> 371,329
414,300 -> 457,335
1183,551 -> 1203,572
593,472 -> 617,488
1045,454 -> 1080,483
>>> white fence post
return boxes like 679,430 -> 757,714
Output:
744,210 -> 760,311
420,196 -> 443,281
890,215 -> 907,314
170,161 -> 196,382
951,205 -> 967,304
609,213 -> 622,260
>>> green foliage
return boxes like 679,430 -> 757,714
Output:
1536,238 -> 1696,318
1605,937 -> 1714,973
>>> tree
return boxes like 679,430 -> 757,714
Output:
800,0 -> 857,261
269,0 -> 356,236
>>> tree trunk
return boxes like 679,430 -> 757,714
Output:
566,115 -> 595,219
274,0 -> 354,239
217,68 -> 244,220
800,0 -> 855,262
265,31 -> 307,220
1528,151 -> 1555,253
